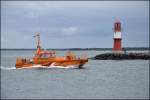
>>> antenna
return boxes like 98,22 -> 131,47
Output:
33,32 -> 41,49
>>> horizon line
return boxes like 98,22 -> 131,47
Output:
1,47 -> 149,50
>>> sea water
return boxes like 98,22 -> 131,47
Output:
1,50 -> 149,99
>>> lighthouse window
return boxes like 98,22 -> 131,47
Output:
117,24 -> 119,29
115,23 -> 120,30
115,24 -> 117,28
115,24 -> 117,30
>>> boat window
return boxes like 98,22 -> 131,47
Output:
41,54 -> 49,58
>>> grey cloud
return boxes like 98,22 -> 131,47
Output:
1,1 -> 149,48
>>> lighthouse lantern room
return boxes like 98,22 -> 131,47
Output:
113,18 -> 122,52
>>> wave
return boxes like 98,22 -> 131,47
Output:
0,64 -> 79,70
48,65 -> 79,69
31,65 -> 78,69
0,66 -> 16,70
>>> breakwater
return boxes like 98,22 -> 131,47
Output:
92,52 -> 150,60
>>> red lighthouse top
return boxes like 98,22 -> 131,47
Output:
114,18 -> 121,32
115,18 -> 121,23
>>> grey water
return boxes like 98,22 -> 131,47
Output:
1,50 -> 149,99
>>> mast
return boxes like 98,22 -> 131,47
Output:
34,33 -> 41,55
37,33 -> 41,49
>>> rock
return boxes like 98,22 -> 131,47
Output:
93,52 -> 150,60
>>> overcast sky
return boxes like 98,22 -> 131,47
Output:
1,1 -> 149,48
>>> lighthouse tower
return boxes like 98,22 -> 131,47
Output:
113,18 -> 122,52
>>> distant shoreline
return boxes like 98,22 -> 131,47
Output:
1,47 -> 149,51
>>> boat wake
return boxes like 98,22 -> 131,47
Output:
0,65 -> 79,70
0,66 -> 16,70
48,65 -> 79,69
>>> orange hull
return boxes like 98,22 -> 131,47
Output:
15,57 -> 88,69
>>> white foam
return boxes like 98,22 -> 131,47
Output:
0,64 -> 79,70
48,62 -> 79,69
0,66 -> 16,70
48,65 -> 79,69
17,65 -> 47,69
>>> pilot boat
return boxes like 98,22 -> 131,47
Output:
15,33 -> 88,69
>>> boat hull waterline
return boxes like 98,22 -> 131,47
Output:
16,59 -> 88,69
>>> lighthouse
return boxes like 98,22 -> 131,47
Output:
113,18 -> 122,52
